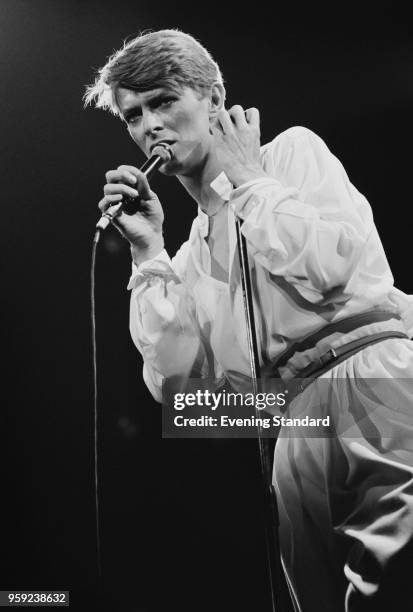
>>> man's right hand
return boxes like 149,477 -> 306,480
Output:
98,165 -> 165,264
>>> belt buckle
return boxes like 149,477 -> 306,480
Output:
320,347 -> 337,366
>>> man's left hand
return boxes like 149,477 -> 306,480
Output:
211,105 -> 268,187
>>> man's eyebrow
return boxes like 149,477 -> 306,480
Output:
145,92 -> 175,107
121,91 -> 177,121
122,104 -> 141,121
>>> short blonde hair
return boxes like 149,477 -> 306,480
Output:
84,29 -> 225,117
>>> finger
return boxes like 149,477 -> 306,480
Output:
245,107 -> 260,131
98,194 -> 122,213
210,124 -> 224,139
105,166 -> 139,184
103,183 -> 139,198
118,165 -> 157,200
228,105 -> 248,127
116,165 -> 142,180
216,108 -> 234,134
133,171 -> 153,201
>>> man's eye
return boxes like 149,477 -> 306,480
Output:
159,97 -> 175,107
127,114 -> 141,125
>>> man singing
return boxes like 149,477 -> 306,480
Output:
85,29 -> 413,611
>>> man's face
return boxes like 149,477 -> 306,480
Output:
116,85 -> 212,176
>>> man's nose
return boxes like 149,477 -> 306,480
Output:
142,109 -> 163,135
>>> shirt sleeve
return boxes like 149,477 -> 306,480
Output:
230,126 -> 374,297
128,243 -> 210,403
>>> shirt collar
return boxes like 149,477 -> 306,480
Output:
197,171 -> 233,236
210,171 -> 233,201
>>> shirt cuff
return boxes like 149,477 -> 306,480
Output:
127,249 -> 174,290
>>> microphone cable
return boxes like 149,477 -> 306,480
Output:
90,230 -> 102,584
89,144 -> 171,585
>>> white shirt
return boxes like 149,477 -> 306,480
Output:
127,126 -> 413,401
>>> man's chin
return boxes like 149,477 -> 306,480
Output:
159,158 -> 182,176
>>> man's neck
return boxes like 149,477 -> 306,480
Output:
177,147 -> 227,216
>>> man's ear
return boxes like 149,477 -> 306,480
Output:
208,82 -> 226,124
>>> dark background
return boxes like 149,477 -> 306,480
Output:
1,2 -> 411,611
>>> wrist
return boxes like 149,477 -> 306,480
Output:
130,233 -> 164,267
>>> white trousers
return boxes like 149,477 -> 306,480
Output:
273,337 -> 413,612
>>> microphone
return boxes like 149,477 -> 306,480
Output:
95,143 -> 172,231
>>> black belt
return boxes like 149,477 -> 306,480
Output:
285,330 -> 409,400
272,310 -> 402,373
264,310 -> 409,402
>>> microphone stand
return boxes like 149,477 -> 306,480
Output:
234,217 -> 295,612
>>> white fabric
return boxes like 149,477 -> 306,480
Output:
128,126 -> 413,400
275,330 -> 413,611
